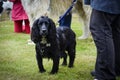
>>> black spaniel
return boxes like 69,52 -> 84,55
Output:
31,16 -> 76,74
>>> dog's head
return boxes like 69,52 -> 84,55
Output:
38,16 -> 49,36
31,16 -> 56,43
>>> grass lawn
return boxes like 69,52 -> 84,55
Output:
0,16 -> 120,80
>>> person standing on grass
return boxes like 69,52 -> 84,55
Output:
9,0 -> 30,34
84,0 -> 120,80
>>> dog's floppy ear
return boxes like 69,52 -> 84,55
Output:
48,18 -> 57,41
31,19 -> 40,43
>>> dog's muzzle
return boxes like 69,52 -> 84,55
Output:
41,29 -> 48,36
40,24 -> 48,36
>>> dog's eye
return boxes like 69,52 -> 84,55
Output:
38,22 -> 43,26
45,21 -> 49,25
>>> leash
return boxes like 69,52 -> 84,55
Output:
58,0 -> 77,23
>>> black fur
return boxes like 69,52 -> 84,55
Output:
0,1 -> 3,13
31,16 -> 76,74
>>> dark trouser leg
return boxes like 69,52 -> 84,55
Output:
90,9 -> 116,80
112,15 -> 120,76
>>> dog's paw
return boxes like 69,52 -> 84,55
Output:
61,63 -> 67,66
50,70 -> 58,74
39,69 -> 46,73
68,65 -> 74,68
50,72 -> 57,74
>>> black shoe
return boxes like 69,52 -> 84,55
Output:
91,70 -> 96,76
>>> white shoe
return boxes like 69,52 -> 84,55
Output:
27,39 -> 34,45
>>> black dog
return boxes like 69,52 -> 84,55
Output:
31,16 -> 76,74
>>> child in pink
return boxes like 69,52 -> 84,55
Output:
9,0 -> 30,34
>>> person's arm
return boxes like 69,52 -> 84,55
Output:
84,0 -> 90,5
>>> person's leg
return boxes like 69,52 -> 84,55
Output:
14,20 -> 23,33
112,15 -> 120,76
90,9 -> 116,80
24,19 -> 30,34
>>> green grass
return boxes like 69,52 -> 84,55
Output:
0,17 -> 120,80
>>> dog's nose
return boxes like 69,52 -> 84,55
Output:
42,29 -> 47,33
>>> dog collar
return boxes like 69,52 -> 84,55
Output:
46,43 -> 51,47
40,37 -> 47,44
40,42 -> 51,47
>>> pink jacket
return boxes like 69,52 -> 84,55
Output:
9,0 -> 28,20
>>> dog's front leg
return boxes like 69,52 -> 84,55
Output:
50,54 -> 59,74
36,45 -> 46,73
